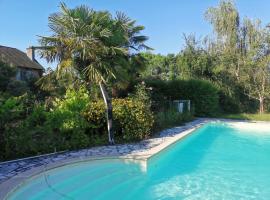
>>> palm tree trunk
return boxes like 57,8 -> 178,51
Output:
99,82 -> 114,144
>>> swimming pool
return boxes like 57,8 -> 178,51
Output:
7,122 -> 270,199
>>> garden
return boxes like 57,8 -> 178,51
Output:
1,1 -> 270,161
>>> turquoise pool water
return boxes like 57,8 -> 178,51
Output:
8,122 -> 270,200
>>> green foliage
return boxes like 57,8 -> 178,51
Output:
47,88 -> 90,132
140,53 -> 180,80
1,86 -> 155,160
0,61 -> 40,97
3,105 -> 50,159
154,108 -> 194,131
38,3 -> 151,145
45,87 -> 91,150
0,93 -> 35,131
0,97 -> 22,129
116,83 -> 154,141
0,61 -> 16,92
217,113 -> 270,121
145,79 -> 219,116
1,88 -> 91,160
218,90 -> 240,113
0,94 -> 39,160
113,98 -> 154,141
140,53 -> 167,78
6,80 -> 30,96
7,0 -> 270,162
137,1 -> 270,114
204,0 -> 270,113
84,97 -> 154,142
178,34 -> 216,80
39,3 -> 150,87
130,82 -> 151,105
36,70 -> 76,98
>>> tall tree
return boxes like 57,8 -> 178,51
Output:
205,0 -> 270,113
241,19 -> 270,113
205,0 -> 242,81
39,3 -> 150,144
177,34 -> 216,80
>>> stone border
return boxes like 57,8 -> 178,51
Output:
1,118 -> 267,199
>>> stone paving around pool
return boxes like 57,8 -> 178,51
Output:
0,118 -> 233,186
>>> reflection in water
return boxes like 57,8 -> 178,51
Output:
123,159 -> 148,173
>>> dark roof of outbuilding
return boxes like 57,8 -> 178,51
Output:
0,45 -> 43,70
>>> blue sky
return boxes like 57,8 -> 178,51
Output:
1,0 -> 270,67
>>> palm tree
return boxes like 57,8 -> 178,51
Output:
38,3 -> 150,144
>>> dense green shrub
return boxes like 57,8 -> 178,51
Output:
43,87 -> 91,151
1,86 -> 155,160
84,83 -> 154,142
3,105 -> 50,159
218,90 -> 240,113
84,97 -> 154,142
154,108 -> 194,131
0,97 -> 22,129
0,96 -> 22,160
47,88 -> 90,133
6,80 -> 30,96
0,61 -> 16,92
83,100 -> 107,143
144,78 -> 219,116
0,61 -> 40,97
1,88 -> 92,160
113,98 -> 154,141
0,93 -> 36,133
0,94 -> 43,160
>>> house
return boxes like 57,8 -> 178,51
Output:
0,45 -> 44,81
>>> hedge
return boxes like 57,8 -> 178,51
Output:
144,78 -> 219,116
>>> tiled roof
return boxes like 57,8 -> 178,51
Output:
0,45 -> 43,70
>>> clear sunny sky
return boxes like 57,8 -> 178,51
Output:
1,0 -> 270,67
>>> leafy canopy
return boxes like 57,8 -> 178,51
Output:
39,3 -> 150,85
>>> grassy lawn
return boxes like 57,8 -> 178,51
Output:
218,113 -> 270,121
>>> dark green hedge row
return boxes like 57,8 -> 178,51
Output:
144,79 -> 219,116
